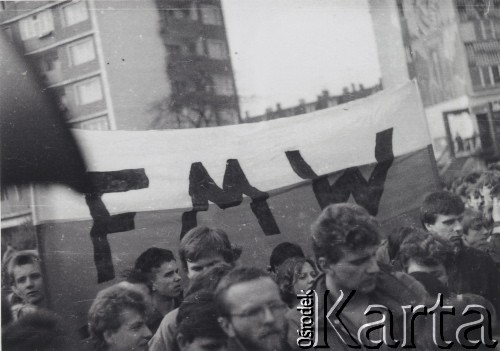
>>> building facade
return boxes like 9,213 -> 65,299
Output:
245,81 -> 383,122
369,0 -> 500,164
0,0 -> 240,130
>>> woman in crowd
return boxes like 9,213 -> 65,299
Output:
275,256 -> 318,308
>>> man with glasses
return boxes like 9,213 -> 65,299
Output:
215,266 -> 290,351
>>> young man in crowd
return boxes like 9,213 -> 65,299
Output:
421,191 -> 500,319
149,226 -> 240,351
7,250 -> 46,320
178,226 -> 241,279
134,247 -> 182,333
88,284 -> 152,351
215,266 -> 290,351
287,203 -> 429,350
176,290 -> 228,351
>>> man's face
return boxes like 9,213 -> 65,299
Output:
104,308 -> 151,351
12,262 -> 45,305
219,277 -> 288,351
425,214 -> 463,244
178,336 -> 227,351
151,261 -> 182,298
186,254 -> 225,279
323,246 -> 380,294
464,224 -> 489,247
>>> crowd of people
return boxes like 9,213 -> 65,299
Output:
2,167 -> 500,350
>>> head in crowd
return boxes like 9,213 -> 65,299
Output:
88,284 -> 152,351
398,229 -> 453,286
268,242 -> 305,274
461,209 -> 490,249
7,250 -> 45,306
385,226 -> 415,263
176,290 -> 227,351
2,309 -> 68,351
215,266 -> 288,351
275,257 -> 318,307
179,226 -> 241,279
120,269 -> 153,305
477,170 -> 500,209
184,262 -> 233,296
465,185 -> 484,212
134,247 -> 182,300
463,172 -> 481,185
420,191 -> 465,245
311,203 -> 380,294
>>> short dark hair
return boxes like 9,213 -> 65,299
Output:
121,269 -> 152,293
275,257 -> 316,307
134,247 -> 175,274
398,229 -> 453,268
179,227 -> 241,271
269,242 -> 304,273
420,191 -> 465,227
463,172 -> 481,185
184,262 -> 233,296
88,285 -> 148,351
215,266 -> 271,317
176,290 -> 227,343
311,203 -> 380,264
478,170 -> 500,188
462,209 -> 487,235
7,251 -> 41,286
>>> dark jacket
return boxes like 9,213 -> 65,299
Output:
287,269 -> 429,350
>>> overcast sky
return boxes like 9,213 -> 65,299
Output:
221,0 -> 382,117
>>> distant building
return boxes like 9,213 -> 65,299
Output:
245,81 -> 383,122
0,0 -> 240,130
369,0 -> 500,165
153,0 -> 241,128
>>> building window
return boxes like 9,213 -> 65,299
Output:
40,51 -> 59,72
212,75 -> 234,95
492,65 -> 500,84
63,1 -> 89,27
73,116 -> 109,130
206,39 -> 228,59
75,77 -> 103,105
471,65 -> 500,87
475,20 -> 496,40
68,38 -> 96,66
19,10 -> 54,40
200,5 -> 222,25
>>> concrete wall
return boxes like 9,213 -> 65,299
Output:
93,0 -> 171,130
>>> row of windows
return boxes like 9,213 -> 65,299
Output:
19,1 -> 88,40
168,4 -> 223,26
173,74 -> 234,96
473,20 -> 499,41
40,37 -> 96,75
470,65 -> 500,88
167,38 -> 228,59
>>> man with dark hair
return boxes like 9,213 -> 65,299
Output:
134,247 -> 182,332
268,242 -> 304,274
179,226 -> 241,279
88,284 -> 152,351
420,191 -> 465,246
215,266 -> 290,351
287,203 -> 428,350
420,191 -> 500,320
478,170 -> 500,211
149,263 -> 233,351
176,290 -> 227,351
7,251 -> 46,319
